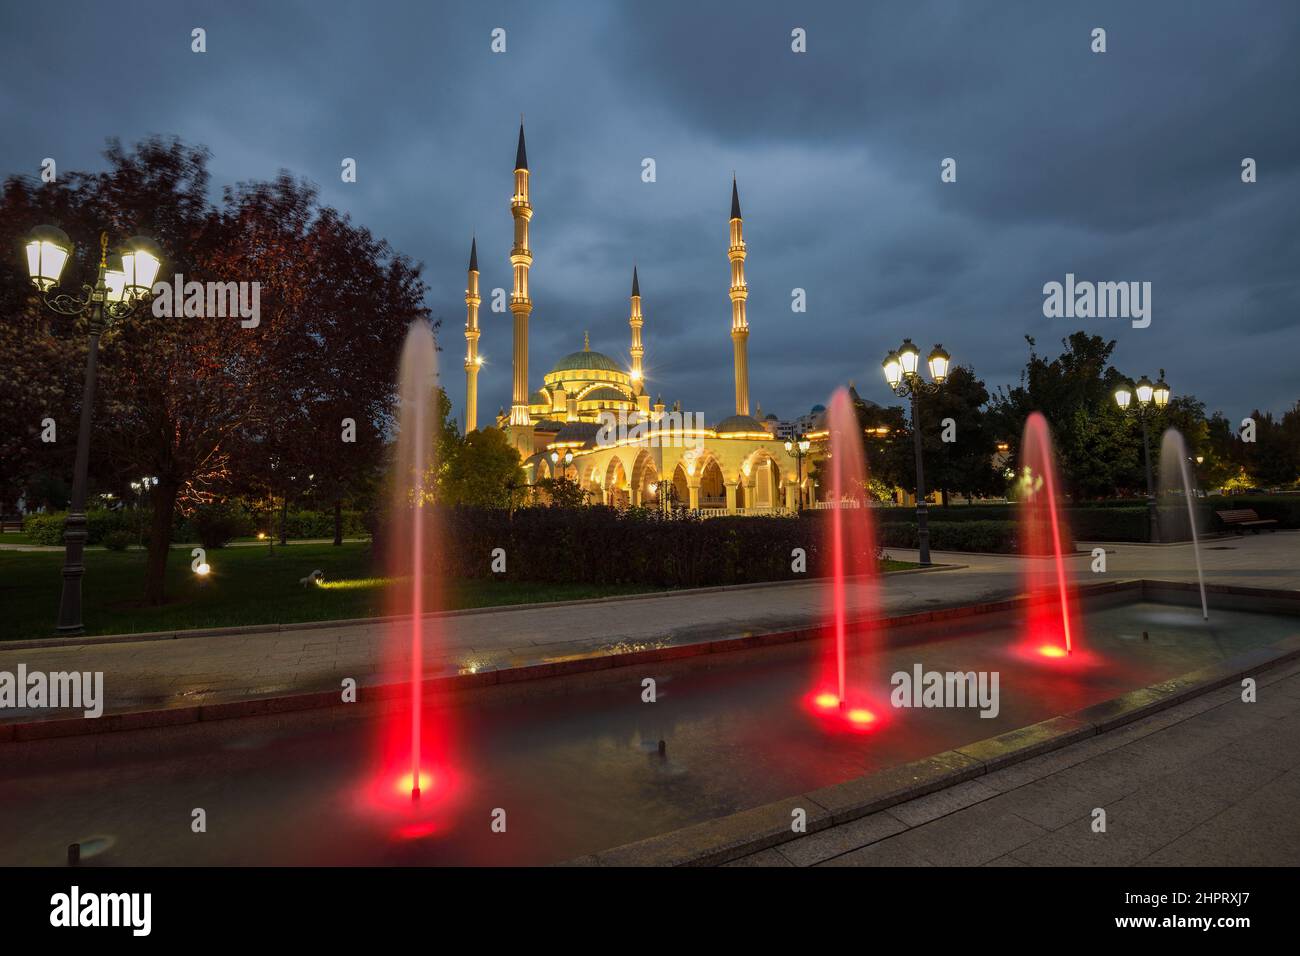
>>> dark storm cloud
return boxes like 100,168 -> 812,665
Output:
1,0 -> 1296,426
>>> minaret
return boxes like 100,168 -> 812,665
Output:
507,121 -> 535,453
728,176 -> 751,416
463,237 -> 482,433
629,265 -> 650,412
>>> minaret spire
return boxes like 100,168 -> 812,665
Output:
629,265 -> 645,396
507,120 -> 535,452
728,176 -> 751,416
464,235 -> 482,432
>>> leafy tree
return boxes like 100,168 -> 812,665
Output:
0,138 -> 429,603
534,474 -> 588,508
440,427 -> 526,509
920,365 -> 1003,504
1244,405 -> 1300,488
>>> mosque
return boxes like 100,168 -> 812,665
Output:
461,123 -> 811,513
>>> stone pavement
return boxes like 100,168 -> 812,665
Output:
727,656 -> 1300,866
0,533 -> 1295,718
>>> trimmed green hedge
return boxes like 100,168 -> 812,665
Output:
874,519 -> 1074,555
370,506 -> 882,589
25,507 -> 369,547
23,510 -> 135,546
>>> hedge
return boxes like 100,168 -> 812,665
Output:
874,519 -> 1074,555
23,510 -> 136,546
25,507 -> 368,547
368,506 -> 887,589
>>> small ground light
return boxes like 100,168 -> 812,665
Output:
194,563 -> 211,576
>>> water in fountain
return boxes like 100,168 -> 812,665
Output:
1158,427 -> 1209,620
809,387 -> 883,729
370,320 -> 454,815
1018,412 -> 1082,659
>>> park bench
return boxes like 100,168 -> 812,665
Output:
1215,508 -> 1278,534
0,514 -> 24,533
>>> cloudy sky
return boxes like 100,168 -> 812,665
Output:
2,0 -> 1296,427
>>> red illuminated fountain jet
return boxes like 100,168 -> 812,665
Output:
1017,412 -> 1083,661
808,387 -> 885,730
366,320 -> 457,823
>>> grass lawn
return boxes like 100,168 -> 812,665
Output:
0,542 -> 661,641
0,543 -> 921,641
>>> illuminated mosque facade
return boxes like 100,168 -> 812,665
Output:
463,124 -> 814,512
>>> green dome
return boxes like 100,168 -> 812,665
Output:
551,350 -> 624,374
580,386 -> 631,403
715,414 -> 767,435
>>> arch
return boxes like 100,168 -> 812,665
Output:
671,462 -> 690,507
604,455 -> 629,508
631,448 -> 658,507
698,457 -> 725,509
739,448 -> 782,510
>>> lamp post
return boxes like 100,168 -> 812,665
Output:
881,339 -> 951,567
22,227 -> 162,632
783,434 -> 811,510
1114,370 -> 1170,543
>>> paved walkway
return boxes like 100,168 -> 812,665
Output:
0,533 -> 1295,718
728,656 -> 1300,866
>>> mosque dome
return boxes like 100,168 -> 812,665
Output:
580,386 -> 631,404
552,420 -> 604,447
551,350 -> 624,374
714,413 -> 767,435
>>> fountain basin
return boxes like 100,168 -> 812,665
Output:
1,580 -> 1296,866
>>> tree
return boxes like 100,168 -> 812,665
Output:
534,474 -> 588,508
920,365 -> 1002,504
0,137 -> 430,603
440,428 -> 527,509
1244,405 -> 1300,488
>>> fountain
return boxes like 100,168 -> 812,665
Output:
368,321 -> 454,817
1159,428 -> 1209,620
809,387 -> 883,729
1017,412 -> 1082,659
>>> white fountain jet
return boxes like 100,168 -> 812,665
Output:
1159,428 -> 1209,620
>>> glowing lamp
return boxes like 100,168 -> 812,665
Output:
1113,381 -> 1133,410
24,225 -> 72,291
897,338 -> 920,377
119,236 -> 163,294
550,451 -> 559,463
563,451 -> 574,465
1152,377 -> 1170,408
647,482 -> 658,494
1134,375 -> 1154,407
882,351 -> 902,389
927,344 -> 950,384
103,257 -> 127,303
194,562 -> 211,576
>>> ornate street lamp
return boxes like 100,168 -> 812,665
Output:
1114,368 -> 1171,543
783,434 -> 812,510
881,339 -> 952,566
22,227 -> 162,632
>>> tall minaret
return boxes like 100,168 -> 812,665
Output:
508,121 -> 535,453
728,176 -> 751,416
629,264 -> 647,394
463,237 -> 482,433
